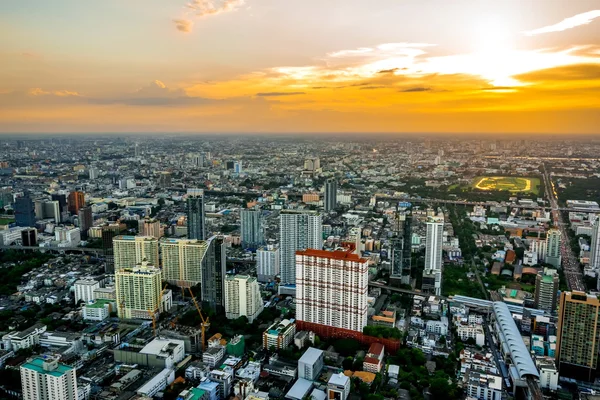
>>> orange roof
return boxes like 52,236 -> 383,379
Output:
350,371 -> 376,384
368,342 -> 384,356
296,248 -> 366,262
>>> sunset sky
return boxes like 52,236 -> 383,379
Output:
1,0 -> 599,134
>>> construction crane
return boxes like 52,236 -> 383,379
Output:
188,286 -> 210,351
149,283 -> 170,337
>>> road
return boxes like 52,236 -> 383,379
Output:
542,165 -> 585,291
368,281 -> 447,299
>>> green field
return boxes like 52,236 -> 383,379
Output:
472,176 -> 540,195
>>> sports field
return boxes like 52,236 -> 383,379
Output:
472,176 -> 540,194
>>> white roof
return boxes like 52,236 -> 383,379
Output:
286,378 -> 313,400
328,372 -> 349,386
298,347 -> 323,365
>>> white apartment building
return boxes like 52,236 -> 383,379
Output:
296,247 -> 368,332
224,275 -> 264,323
55,227 -> 81,246
457,324 -> 486,347
138,218 -> 163,238
115,262 -> 163,319
73,279 -> 100,304
2,324 -> 47,352
256,246 -> 279,282
20,356 -> 78,400
279,210 -> 322,285
160,238 -> 208,286
113,235 -> 159,271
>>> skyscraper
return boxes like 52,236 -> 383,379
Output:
21,228 -> 37,247
138,218 -> 163,238
224,275 -> 264,323
115,262 -> 163,319
590,218 -> 600,274
296,247 -> 368,333
534,268 -> 559,312
157,172 -> 172,188
160,238 -> 209,287
187,189 -> 206,240
423,217 -> 444,295
20,356 -> 78,400
256,246 -> 280,282
14,195 -> 35,227
67,191 -> 85,215
240,209 -> 263,250
324,179 -> 337,211
51,193 -> 67,214
43,201 -> 61,223
78,206 -> 93,239
279,210 -> 322,284
545,229 -> 562,268
390,210 -> 412,286
201,235 -> 227,313
101,223 -> 123,273
556,291 -> 600,381
113,235 -> 159,271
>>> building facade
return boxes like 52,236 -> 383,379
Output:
20,357 -> 78,400
113,235 -> 159,271
67,191 -> 85,215
74,279 -> 100,304
160,238 -> 208,287
115,262 -> 163,320
545,229 -> 562,268
14,195 -> 35,227
279,210 -> 322,285
78,206 -> 93,239
324,179 -> 337,212
201,236 -> 227,313
423,218 -> 444,295
224,275 -> 264,323
240,209 -> 264,250
256,246 -> 279,282
138,218 -> 163,238
186,189 -> 206,240
534,268 -> 559,312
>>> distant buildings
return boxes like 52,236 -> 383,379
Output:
545,229 -> 562,268
138,218 -> 163,238
279,210 -> 322,285
256,246 -> 279,282
78,206 -> 93,239
20,356 -> 78,400
115,262 -> 163,319
186,189 -> 206,240
14,195 -> 35,227
157,171 -> 172,188
534,268 -> 559,312
113,235 -> 159,271
225,275 -> 263,323
556,291 -> 600,381
160,238 -> 208,287
240,208 -> 263,249
67,191 -> 85,215
296,247 -> 368,333
324,178 -> 337,211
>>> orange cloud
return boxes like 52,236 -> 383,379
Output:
174,0 -> 245,32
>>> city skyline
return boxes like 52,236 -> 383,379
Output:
1,0 -> 599,134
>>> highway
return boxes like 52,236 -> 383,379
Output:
542,165 -> 585,291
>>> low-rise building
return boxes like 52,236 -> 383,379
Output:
298,347 -> 324,381
2,323 -> 47,351
327,373 -> 350,400
463,369 -> 502,400
363,343 -> 385,373
83,299 -> 115,321
263,319 -> 296,350
136,368 -> 175,398
203,346 -> 225,368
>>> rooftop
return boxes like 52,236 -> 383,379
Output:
298,347 -> 323,365
296,248 -> 366,262
85,299 -> 114,309
21,357 -> 73,377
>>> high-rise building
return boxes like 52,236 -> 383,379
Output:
74,279 -> 101,304
160,238 -> 209,287
240,209 -> 263,250
43,201 -> 61,223
534,268 -> 559,312
78,206 -> 93,239
390,211 -> 412,286
423,217 -> 444,295
590,219 -> 600,274
545,229 -> 562,268
224,275 -> 264,323
186,189 -> 206,240
67,191 -> 85,215
21,228 -> 37,246
20,356 -> 78,400
14,195 -> 36,227
201,236 -> 227,313
279,210 -> 322,284
256,246 -> 279,282
556,291 -> 600,381
296,247 -> 368,333
324,179 -> 337,212
304,157 -> 320,172
101,224 -> 123,273
88,167 -> 99,180
113,235 -> 159,271
138,218 -> 163,238
157,172 -> 172,188
115,262 -> 163,319
233,161 -> 243,174
51,193 -> 67,214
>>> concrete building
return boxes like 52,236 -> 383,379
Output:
113,235 -> 159,271
186,189 -> 206,240
240,208 -> 263,250
2,324 -> 47,351
21,228 -> 37,246
138,218 -> 163,238
14,195 -> 35,227
78,206 -> 93,239
556,291 -> 600,381
327,373 -> 350,400
263,319 -> 296,350
67,191 -> 85,215
463,370 -> 502,400
256,246 -> 279,282
115,262 -> 163,320
324,179 -> 337,212
43,201 -> 61,223
534,268 -> 559,312
296,247 -> 368,333
74,279 -> 100,304
545,229 -> 562,268
363,343 -> 385,373
20,356 -> 78,400
83,299 -> 114,321
55,227 -> 81,246
201,236 -> 227,313
279,210 -> 322,285
224,275 -> 264,323
298,347 -> 324,381
160,238 -> 209,287
136,368 -> 175,398
423,217 -> 444,296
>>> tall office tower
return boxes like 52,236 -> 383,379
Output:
233,161 -> 243,174
422,217 -> 444,295
51,193 -> 67,213
21,228 -> 37,247
534,268 -> 559,312
78,206 -> 93,239
157,172 -> 172,188
201,236 -> 226,313
296,247 -> 368,333
113,235 -> 159,271
88,167 -> 99,180
44,201 -> 61,223
67,191 -> 85,215
390,211 -> 412,286
279,210 -> 323,285
134,143 -> 140,157
256,246 -> 280,282
34,200 -> 44,220
160,238 -> 208,287
324,179 -> 337,211
14,195 -> 36,227
224,275 -> 264,323
115,262 -> 163,319
20,356 -> 78,400
186,189 -> 206,240
0,188 -> 13,209
101,223 -> 122,273
556,291 -> 600,381
192,153 -> 204,168
545,229 -> 562,268
138,218 -> 163,238
240,209 -> 263,250
590,219 -> 600,273
530,239 -> 547,263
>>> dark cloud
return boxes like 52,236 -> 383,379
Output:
360,86 -> 386,90
399,87 -> 432,92
377,68 -> 399,74
255,91 -> 306,97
